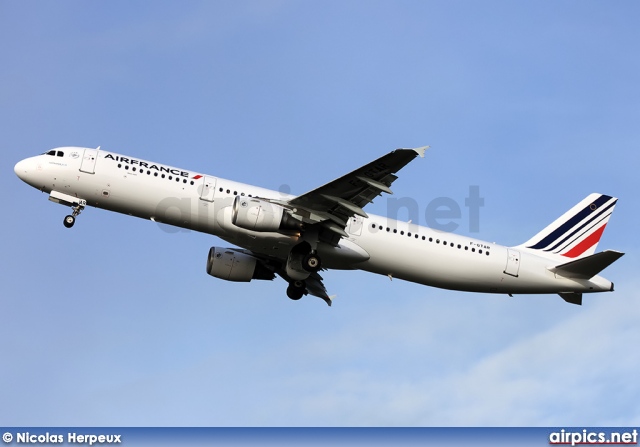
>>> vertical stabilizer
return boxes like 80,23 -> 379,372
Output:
518,193 -> 617,259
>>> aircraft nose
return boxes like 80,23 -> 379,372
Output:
14,158 -> 29,181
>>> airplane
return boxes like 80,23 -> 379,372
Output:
14,146 -> 623,306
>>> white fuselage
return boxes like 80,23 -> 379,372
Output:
14,147 -> 613,296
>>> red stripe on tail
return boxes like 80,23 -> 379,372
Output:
562,224 -> 607,258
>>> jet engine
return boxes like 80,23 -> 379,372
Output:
231,196 -> 302,232
206,247 -> 274,282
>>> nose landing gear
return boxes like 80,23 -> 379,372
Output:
63,203 -> 85,228
48,191 -> 87,229
63,215 -> 75,228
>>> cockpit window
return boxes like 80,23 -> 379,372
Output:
42,150 -> 65,156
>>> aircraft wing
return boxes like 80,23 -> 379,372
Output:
243,147 -> 427,305
284,147 -> 427,233
232,248 -> 334,306
303,271 -> 333,306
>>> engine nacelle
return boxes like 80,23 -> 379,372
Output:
206,247 -> 274,282
231,196 -> 301,232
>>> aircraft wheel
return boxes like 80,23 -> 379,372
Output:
286,281 -> 305,300
302,253 -> 322,272
63,215 -> 75,228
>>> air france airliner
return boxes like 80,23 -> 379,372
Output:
14,146 -> 623,306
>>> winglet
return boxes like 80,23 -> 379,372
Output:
408,146 -> 429,158
320,295 -> 336,307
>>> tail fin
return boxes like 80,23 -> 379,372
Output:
519,193 -> 618,259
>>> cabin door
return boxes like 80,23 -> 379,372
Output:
346,215 -> 364,236
504,249 -> 520,277
79,148 -> 98,174
199,176 -> 217,202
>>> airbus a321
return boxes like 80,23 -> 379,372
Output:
14,146 -> 623,306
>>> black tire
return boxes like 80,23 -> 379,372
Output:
302,253 -> 322,272
286,281 -> 305,300
63,215 -> 75,228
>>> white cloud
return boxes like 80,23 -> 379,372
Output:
248,279 -> 640,426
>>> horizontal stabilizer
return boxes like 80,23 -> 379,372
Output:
559,292 -> 583,305
550,250 -> 624,280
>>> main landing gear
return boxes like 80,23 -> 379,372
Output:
286,280 -> 306,300
63,203 -> 85,228
284,242 -> 322,301
302,252 -> 322,273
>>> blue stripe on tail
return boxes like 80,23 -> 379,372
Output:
543,201 -> 616,252
527,194 -> 612,250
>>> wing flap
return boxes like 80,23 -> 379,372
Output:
242,248 -> 334,306
304,272 -> 333,306
320,194 -> 369,218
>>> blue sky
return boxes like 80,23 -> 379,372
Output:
1,1 -> 639,426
